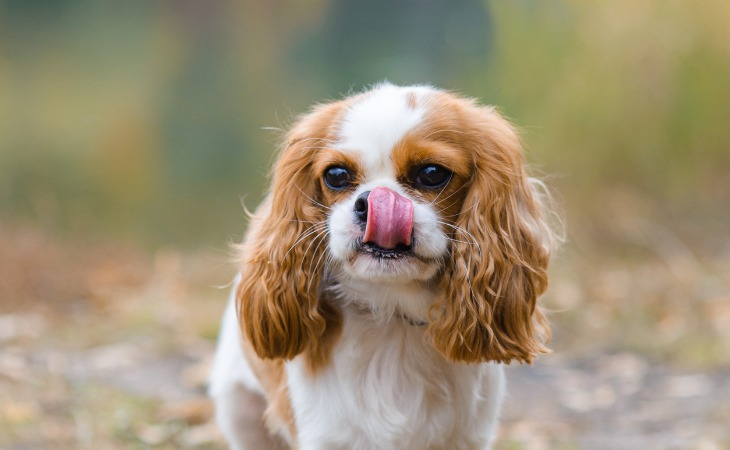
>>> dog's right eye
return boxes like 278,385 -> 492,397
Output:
324,166 -> 352,190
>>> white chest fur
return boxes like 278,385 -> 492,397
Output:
285,309 -> 506,450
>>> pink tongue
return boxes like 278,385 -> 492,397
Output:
363,187 -> 414,249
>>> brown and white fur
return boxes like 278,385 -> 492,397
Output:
209,83 -> 558,450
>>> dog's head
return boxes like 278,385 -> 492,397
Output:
237,83 -> 558,364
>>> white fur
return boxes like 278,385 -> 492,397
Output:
210,84 -> 507,450
336,83 -> 431,179
287,305 -> 505,450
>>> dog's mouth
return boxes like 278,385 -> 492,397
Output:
357,240 -> 413,259
344,237 -> 440,282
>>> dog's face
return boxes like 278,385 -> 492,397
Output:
237,84 -> 556,364
324,87 -> 472,284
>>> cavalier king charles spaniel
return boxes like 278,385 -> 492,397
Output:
210,83 -> 558,450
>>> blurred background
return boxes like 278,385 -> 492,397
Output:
1,1 -> 729,448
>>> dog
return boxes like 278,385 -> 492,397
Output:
209,83 -> 558,449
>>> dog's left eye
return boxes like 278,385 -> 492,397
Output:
414,165 -> 452,189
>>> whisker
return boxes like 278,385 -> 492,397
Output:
301,227 -> 329,264
431,183 -> 468,208
445,236 -> 478,246
292,219 -> 327,224
261,126 -> 285,133
318,256 -> 334,288
437,202 -> 478,219
282,223 -> 327,259
310,246 -> 331,283
292,136 -> 339,145
307,229 -> 329,274
435,198 -> 463,215
307,232 -> 331,292
294,185 -> 331,211
437,220 -> 482,255
429,181 -> 451,206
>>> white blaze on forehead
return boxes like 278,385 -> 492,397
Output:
336,84 -> 434,177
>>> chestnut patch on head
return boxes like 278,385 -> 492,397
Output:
414,92 -> 555,364
314,150 -> 363,206
390,133 -> 472,220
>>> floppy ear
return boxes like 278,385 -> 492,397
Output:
236,103 -> 343,360
429,107 -> 556,364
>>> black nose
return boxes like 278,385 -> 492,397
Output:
353,190 -> 370,225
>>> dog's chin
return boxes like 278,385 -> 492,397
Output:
339,241 -> 440,284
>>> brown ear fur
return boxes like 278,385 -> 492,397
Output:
429,106 -> 555,364
236,102 -> 344,360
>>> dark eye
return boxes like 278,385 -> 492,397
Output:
324,166 -> 352,190
414,164 -> 452,189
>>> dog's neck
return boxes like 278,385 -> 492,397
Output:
324,273 -> 437,327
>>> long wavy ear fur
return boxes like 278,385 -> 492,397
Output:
236,103 -> 343,360
429,105 -> 557,364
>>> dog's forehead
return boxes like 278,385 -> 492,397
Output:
335,84 -> 435,179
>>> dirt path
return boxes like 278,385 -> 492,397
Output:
3,309 -> 728,449
502,355 -> 730,449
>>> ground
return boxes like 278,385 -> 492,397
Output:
1,219 -> 729,449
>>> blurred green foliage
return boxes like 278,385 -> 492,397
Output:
1,0 -> 728,247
